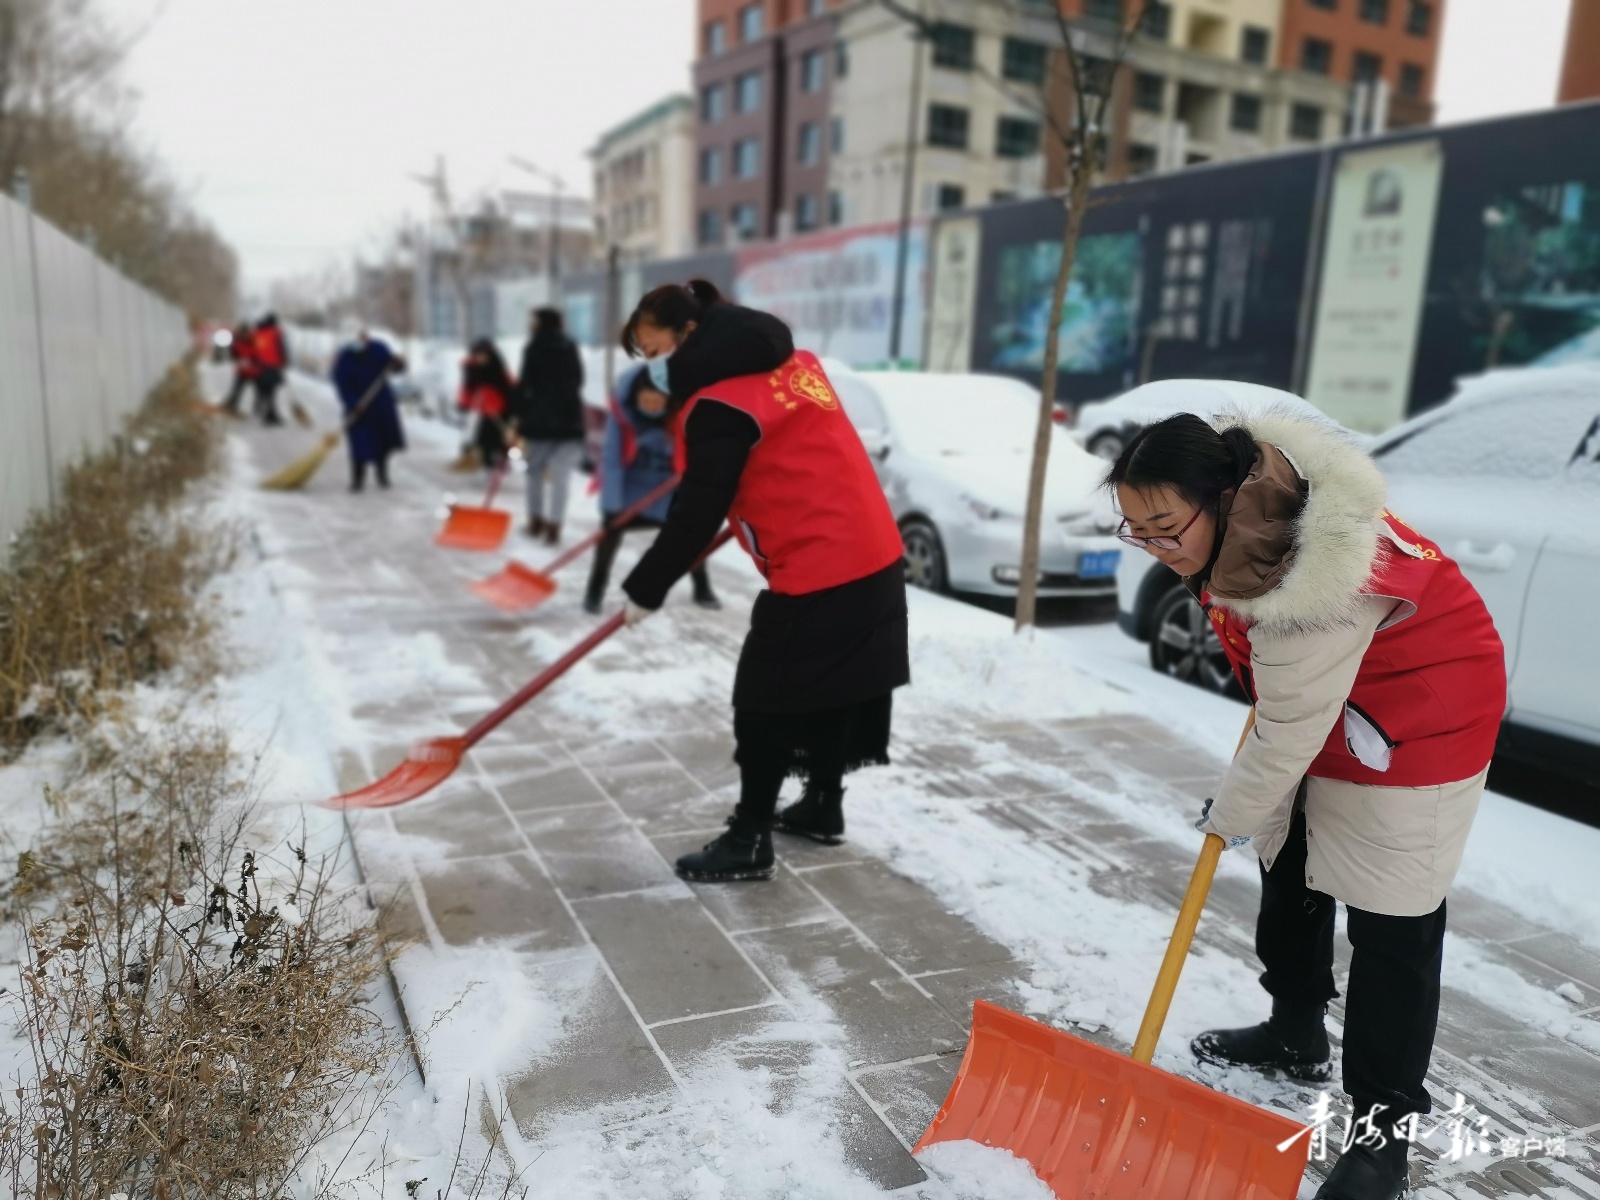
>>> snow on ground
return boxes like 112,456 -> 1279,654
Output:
915,1141 -> 1054,1200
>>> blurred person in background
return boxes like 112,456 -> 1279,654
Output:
583,363 -> 719,615
221,322 -> 258,416
514,307 -> 585,545
252,313 -> 289,426
457,339 -> 516,472
331,326 -> 407,493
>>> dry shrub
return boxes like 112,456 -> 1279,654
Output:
0,728 -> 396,1199
0,358 -> 231,755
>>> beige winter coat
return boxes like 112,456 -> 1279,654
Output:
1192,408 -> 1490,918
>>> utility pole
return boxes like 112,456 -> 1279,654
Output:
508,156 -> 567,293
887,25 -> 927,367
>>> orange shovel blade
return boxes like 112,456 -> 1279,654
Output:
917,1001 -> 1310,1199
467,559 -> 558,612
324,736 -> 467,809
435,505 -> 511,552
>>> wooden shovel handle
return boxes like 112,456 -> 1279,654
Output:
1130,707 -> 1257,1065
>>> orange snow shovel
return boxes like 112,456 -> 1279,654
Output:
468,474 -> 681,612
326,527 -> 735,810
916,710 -> 1311,1199
435,460 -> 512,552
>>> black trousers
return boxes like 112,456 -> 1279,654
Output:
585,517 -> 712,605
1259,807 -> 1447,1124
253,369 -> 283,422
351,455 -> 390,490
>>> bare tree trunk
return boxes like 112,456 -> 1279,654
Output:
1014,167 -> 1093,632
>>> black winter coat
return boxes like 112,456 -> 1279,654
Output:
515,332 -> 585,441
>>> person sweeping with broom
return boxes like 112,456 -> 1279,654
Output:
331,327 -> 407,492
618,280 -> 908,884
1107,384 -> 1506,1200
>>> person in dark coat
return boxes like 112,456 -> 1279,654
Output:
513,307 -> 586,545
331,329 -> 407,491
458,339 -> 515,472
583,363 -> 719,614
619,280 -> 909,884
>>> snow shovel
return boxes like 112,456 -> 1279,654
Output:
434,460 -> 512,552
326,527 -> 735,810
260,372 -> 391,492
915,710 -> 1311,1200
468,474 -> 682,612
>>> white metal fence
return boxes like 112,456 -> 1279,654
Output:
0,192 -> 190,549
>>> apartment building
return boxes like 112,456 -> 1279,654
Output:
590,95 -> 697,264
1277,0 -> 1445,127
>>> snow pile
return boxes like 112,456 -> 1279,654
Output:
917,1139 -> 1055,1199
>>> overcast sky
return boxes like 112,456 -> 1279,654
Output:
104,0 -> 1571,298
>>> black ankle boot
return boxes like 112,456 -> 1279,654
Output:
1191,999 -> 1332,1081
1315,1133 -> 1410,1199
775,785 -> 845,845
582,589 -> 603,615
676,824 -> 774,882
693,590 -> 722,611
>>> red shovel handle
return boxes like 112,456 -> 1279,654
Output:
539,474 -> 682,574
481,458 -> 508,507
460,525 -> 733,748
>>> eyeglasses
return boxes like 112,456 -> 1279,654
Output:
1117,506 -> 1203,551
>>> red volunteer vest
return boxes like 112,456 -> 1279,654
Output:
673,351 -> 904,596
256,326 -> 286,369
1205,513 -> 1506,787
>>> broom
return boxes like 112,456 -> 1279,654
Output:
284,381 -> 315,428
260,372 -> 392,492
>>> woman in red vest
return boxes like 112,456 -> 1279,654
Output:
1110,395 -> 1506,1200
617,280 -> 908,884
457,338 -> 515,471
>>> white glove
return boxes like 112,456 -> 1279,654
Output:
1195,797 -> 1253,849
623,600 -> 656,627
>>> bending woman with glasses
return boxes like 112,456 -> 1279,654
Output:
1108,384 -> 1505,1200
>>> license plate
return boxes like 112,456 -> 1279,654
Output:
1078,549 -> 1121,579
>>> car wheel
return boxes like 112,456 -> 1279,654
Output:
1087,431 -> 1125,460
1149,585 -> 1241,697
900,519 -> 948,593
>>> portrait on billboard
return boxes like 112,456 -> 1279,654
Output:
986,231 -> 1142,376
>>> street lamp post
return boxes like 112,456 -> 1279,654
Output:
508,156 -> 567,290
888,26 -> 928,367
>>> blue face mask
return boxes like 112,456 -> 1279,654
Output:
646,352 -> 672,394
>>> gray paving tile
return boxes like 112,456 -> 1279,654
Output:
833,1083 -> 927,1189
651,1006 -> 806,1077
589,759 -> 712,831
573,890 -> 773,1025
493,762 -> 609,813
1505,932 -> 1600,994
388,780 -> 525,860
571,736 -> 673,769
517,803 -> 678,898
1449,890 -> 1549,946
855,1056 -> 960,1147
412,851 -> 584,955
656,728 -> 740,790
916,959 -> 1031,1029
801,860 -> 1016,974
655,831 -> 832,933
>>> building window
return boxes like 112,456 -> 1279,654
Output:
799,48 -> 826,93
936,184 -> 966,211
830,116 -> 844,153
1240,25 -> 1270,64
1359,0 -> 1389,23
1128,143 -> 1158,175
1290,102 -> 1323,140
1406,1 -> 1432,35
1230,93 -> 1262,132
735,71 -> 763,113
1308,0 -> 1336,9
1085,0 -> 1123,19
734,138 -> 761,179
702,84 -> 726,123
835,40 -> 849,78
931,22 -> 976,70
706,20 -> 727,56
991,190 -> 1017,202
1399,62 -> 1425,98
797,121 -> 822,165
827,190 -> 843,226
795,193 -> 819,231
698,209 -> 722,246
996,115 -> 1041,158
927,103 -> 970,149
739,3 -> 763,43
699,147 -> 723,184
806,0 -> 825,14
1002,37 -> 1049,84
1141,2 -> 1172,40
730,202 -> 759,239
1134,71 -> 1165,113
1353,50 -> 1383,83
1301,37 -> 1332,74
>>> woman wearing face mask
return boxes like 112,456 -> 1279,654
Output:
582,362 -> 720,614
617,280 -> 908,884
1109,385 -> 1505,1200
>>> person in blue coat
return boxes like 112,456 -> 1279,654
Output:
331,329 -> 407,492
583,363 -> 721,614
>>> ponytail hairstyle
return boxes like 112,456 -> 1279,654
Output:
620,279 -> 723,356
1104,413 -> 1259,513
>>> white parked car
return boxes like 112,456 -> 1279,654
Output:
1074,378 -> 1341,461
1114,368 -> 1600,780
825,364 -> 1124,598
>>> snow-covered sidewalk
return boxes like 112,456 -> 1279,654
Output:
224,369 -> 1598,1199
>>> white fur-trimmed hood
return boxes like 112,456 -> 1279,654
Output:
1210,406 -> 1388,636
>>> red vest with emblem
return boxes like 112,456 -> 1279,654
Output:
256,325 -> 286,370
673,351 -> 904,596
1205,513 -> 1506,787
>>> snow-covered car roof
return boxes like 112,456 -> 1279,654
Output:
1371,364 -> 1600,453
